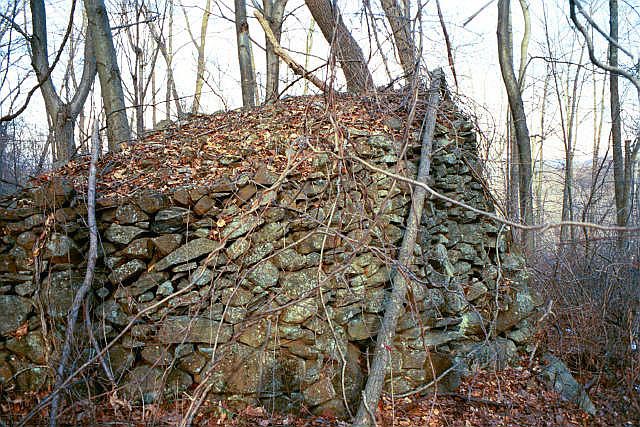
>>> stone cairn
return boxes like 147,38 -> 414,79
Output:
0,96 -> 540,417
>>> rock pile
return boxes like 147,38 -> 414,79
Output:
0,95 -> 540,417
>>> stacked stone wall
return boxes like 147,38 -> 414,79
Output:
0,107 -> 539,416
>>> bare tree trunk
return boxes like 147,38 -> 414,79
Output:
352,69 -> 444,427
609,0 -> 626,229
497,0 -> 534,253
144,3 -> 184,119
305,0 -> 374,93
85,0 -> 132,151
380,0 -> 416,82
263,0 -> 288,103
235,0 -> 257,107
30,0 -> 95,163
190,0 -> 211,113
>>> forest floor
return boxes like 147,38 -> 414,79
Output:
2,356 -> 637,426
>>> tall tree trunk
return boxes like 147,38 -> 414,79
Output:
497,0 -> 534,253
85,0 -> 132,151
30,0 -> 96,163
609,0 -> 626,228
263,0 -> 288,103
304,0 -> 374,93
144,3 -> 184,119
191,0 -> 211,113
380,0 -> 416,81
235,0 -> 257,107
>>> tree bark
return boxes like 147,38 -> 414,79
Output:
263,0 -> 288,102
85,0 -> 132,151
144,4 -> 184,119
609,0 -> 626,228
191,0 -> 211,113
304,0 -> 373,93
497,0 -> 534,253
30,0 -> 95,163
380,0 -> 416,82
352,69 -> 444,427
235,0 -> 257,107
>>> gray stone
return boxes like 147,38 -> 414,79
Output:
6,331 -> 45,363
496,286 -> 537,332
157,281 -> 174,296
220,287 -> 253,306
43,233 -> 81,264
120,238 -> 154,259
138,292 -> 154,302
15,282 -> 35,296
141,345 -> 173,366
116,204 -> 149,224
347,314 -> 381,340
108,259 -> 146,285
221,215 -> 264,240
281,268 -> 320,299
303,377 -> 336,406
96,299 -> 129,326
226,239 -> 250,260
179,352 -> 206,375
105,224 -> 146,245
465,281 -> 488,301
115,273 -> 167,299
237,320 -> 269,347
154,238 -> 222,271
539,353 -> 596,415
172,262 -> 197,272
192,266 -> 213,287
46,271 -> 82,318
282,299 -> 317,324
247,261 -> 279,289
107,345 -> 136,377
242,242 -> 274,265
367,134 -> 394,149
122,366 -> 191,403
157,316 -> 232,344
152,208 -> 190,233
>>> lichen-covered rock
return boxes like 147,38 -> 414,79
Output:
108,259 -> 146,285
43,233 -> 82,264
119,238 -> 154,259
281,268 -> 320,299
221,215 -> 264,240
157,316 -> 232,344
116,204 -> 149,224
154,238 -> 221,271
0,295 -> 32,335
105,223 -> 146,245
303,377 -> 336,406
152,207 -> 190,233
6,331 -> 46,363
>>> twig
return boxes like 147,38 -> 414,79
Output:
49,121 -> 100,427
254,10 -> 329,92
